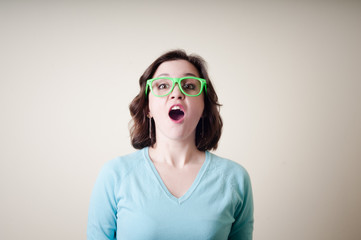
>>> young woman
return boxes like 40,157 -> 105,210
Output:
87,50 -> 254,240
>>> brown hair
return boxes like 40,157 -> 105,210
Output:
129,49 -> 222,151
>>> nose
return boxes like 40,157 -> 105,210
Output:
170,83 -> 185,99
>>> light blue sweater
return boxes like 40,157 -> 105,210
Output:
87,147 -> 254,240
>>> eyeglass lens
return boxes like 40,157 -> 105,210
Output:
151,78 -> 202,96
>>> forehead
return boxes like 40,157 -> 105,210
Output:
153,60 -> 199,77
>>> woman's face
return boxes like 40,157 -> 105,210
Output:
148,60 -> 204,144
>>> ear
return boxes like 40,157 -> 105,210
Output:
147,112 -> 152,118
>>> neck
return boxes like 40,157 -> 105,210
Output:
149,138 -> 203,168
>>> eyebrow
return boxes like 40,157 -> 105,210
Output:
155,73 -> 198,78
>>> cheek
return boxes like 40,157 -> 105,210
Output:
148,97 -> 164,117
148,96 -> 157,114
190,98 -> 205,117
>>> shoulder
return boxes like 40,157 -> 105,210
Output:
98,148 -> 147,181
207,152 -> 252,196
208,152 -> 251,180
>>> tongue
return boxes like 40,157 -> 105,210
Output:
169,109 -> 184,121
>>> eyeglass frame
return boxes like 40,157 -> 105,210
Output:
145,76 -> 207,97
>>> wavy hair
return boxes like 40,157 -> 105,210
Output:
129,49 -> 222,151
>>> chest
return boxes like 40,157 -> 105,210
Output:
114,158 -> 237,239
152,163 -> 202,198
117,201 -> 234,240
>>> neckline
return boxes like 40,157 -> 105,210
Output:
143,147 -> 210,204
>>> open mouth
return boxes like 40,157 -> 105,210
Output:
169,106 -> 185,121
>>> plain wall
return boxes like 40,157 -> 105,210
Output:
0,0 -> 360,239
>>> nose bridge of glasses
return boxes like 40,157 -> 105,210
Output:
171,78 -> 184,95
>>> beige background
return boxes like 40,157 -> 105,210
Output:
1,0 -> 360,239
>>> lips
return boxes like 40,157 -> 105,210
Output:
169,105 -> 185,122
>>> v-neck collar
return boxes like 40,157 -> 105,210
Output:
143,147 -> 210,205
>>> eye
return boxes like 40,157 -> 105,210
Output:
182,83 -> 196,90
153,79 -> 171,90
158,83 -> 170,90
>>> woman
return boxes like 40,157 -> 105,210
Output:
87,50 -> 254,239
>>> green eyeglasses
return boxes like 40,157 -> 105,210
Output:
145,77 -> 207,97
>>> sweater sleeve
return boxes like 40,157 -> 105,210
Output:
87,161 -> 119,240
228,168 -> 254,240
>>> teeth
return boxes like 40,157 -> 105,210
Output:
171,106 -> 181,110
